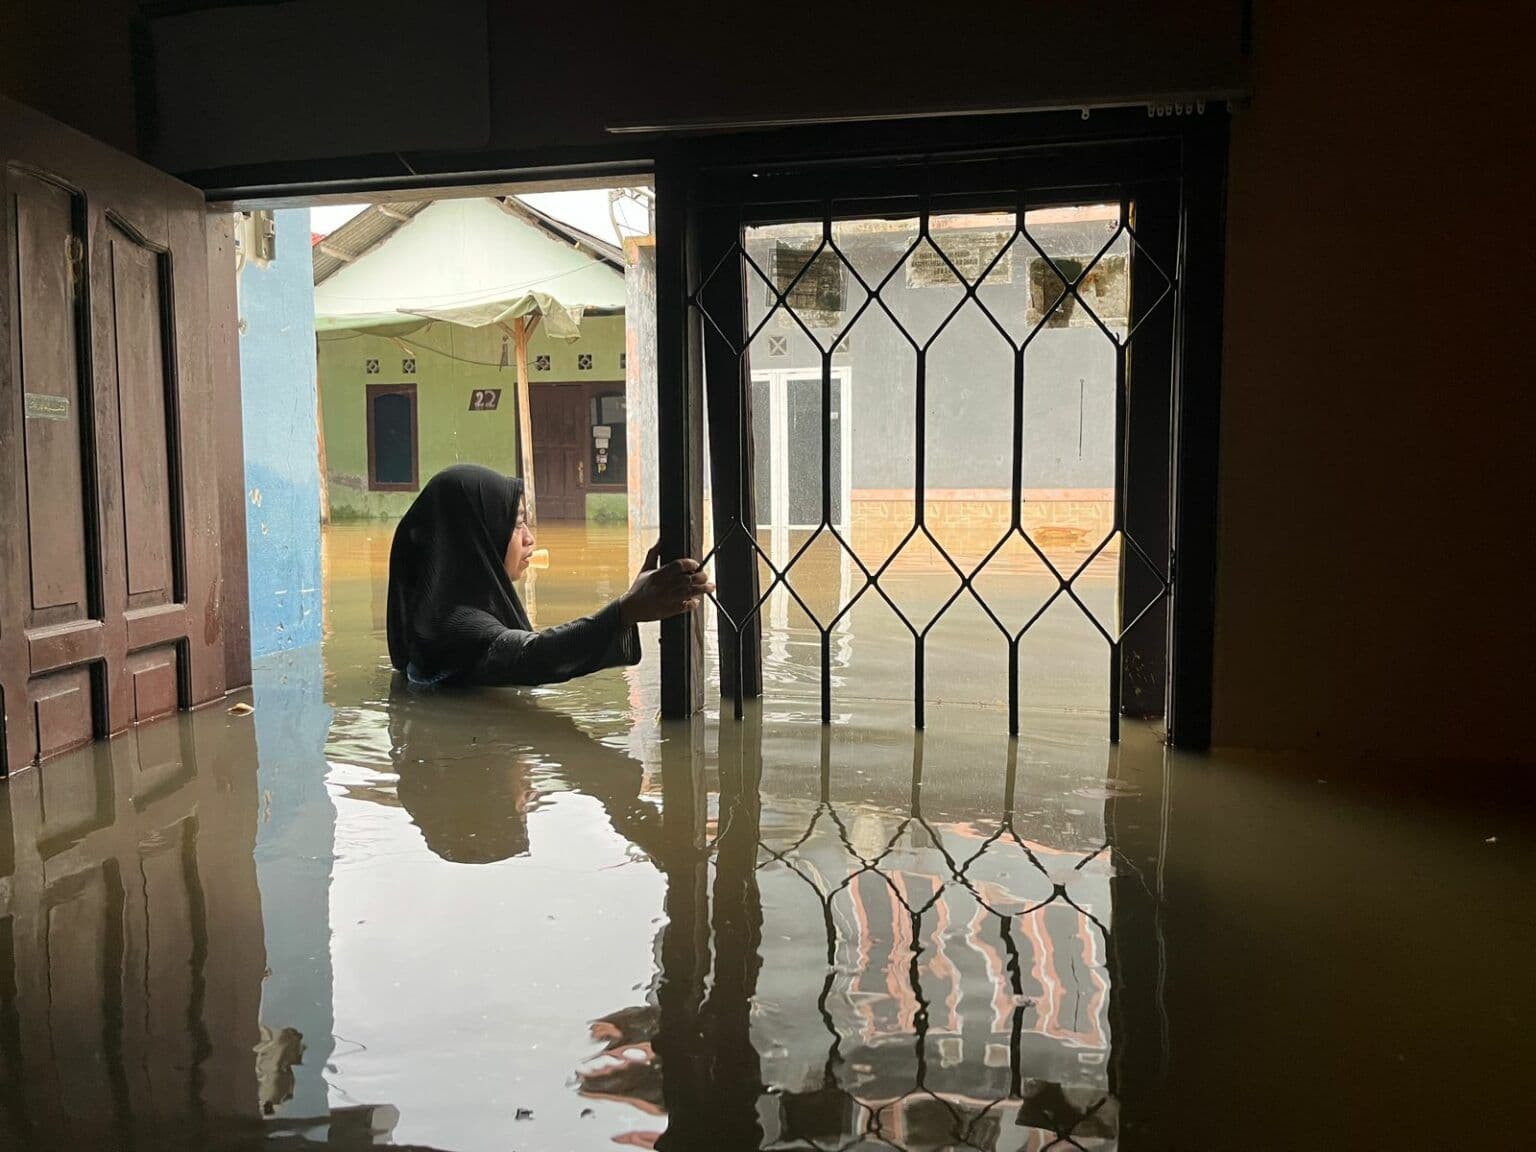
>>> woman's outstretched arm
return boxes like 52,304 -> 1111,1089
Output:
471,601 -> 640,686
470,545 -> 713,687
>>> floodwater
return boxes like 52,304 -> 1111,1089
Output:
1,522 -> 1532,1151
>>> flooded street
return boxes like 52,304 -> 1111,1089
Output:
2,522 -> 1532,1150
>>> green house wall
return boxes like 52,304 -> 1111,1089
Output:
318,315 -> 626,520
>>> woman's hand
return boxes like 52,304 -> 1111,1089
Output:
618,543 -> 714,625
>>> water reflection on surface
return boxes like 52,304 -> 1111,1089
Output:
1,523 -> 1532,1151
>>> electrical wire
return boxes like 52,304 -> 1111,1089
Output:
322,329 -> 623,374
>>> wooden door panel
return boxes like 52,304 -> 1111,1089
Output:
30,668 -> 95,762
27,619 -> 105,675
164,193 -> 234,711
530,389 -> 567,515
531,386 -> 588,519
1,97 -> 242,774
124,603 -> 187,653
13,168 -> 93,627
560,448 -> 581,517
107,224 -> 178,606
127,647 -> 179,727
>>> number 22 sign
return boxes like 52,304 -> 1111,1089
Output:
468,388 -> 502,411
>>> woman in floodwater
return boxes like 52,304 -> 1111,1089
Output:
387,464 -> 710,689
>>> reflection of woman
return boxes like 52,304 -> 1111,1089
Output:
253,1025 -> 305,1115
393,743 -> 534,863
576,1004 -> 664,1125
386,465 -> 710,689
385,684 -> 669,867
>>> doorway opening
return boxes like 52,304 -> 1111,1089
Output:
225,122 -> 1222,750
230,182 -> 659,665
528,381 -> 629,521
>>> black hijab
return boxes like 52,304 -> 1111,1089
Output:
386,464 -> 531,677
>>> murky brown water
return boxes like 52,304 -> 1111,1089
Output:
2,522 -> 1532,1151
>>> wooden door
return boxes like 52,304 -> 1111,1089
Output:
0,97 -> 244,775
529,385 -> 587,520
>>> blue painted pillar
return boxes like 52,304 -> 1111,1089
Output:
238,208 -> 323,655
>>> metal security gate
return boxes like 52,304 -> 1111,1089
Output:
656,118 -> 1228,746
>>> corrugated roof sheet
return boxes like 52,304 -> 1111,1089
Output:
312,201 -> 429,285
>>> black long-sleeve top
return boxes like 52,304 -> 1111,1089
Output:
459,600 -> 641,687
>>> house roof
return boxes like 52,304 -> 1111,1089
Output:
312,196 -> 626,335
500,197 -> 624,270
312,201 -> 430,285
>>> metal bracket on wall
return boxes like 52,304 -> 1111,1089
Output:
1147,99 -> 1208,118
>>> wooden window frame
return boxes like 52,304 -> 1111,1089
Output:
365,383 -> 419,492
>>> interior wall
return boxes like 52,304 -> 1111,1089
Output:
1,1 -> 1247,175
149,0 -> 1246,176
0,0 -> 141,154
1210,2 -> 1530,763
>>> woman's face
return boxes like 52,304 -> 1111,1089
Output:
504,499 -> 535,579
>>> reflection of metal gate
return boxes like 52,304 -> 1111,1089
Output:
657,118 -> 1228,746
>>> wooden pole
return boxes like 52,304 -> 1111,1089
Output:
512,315 -> 538,528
